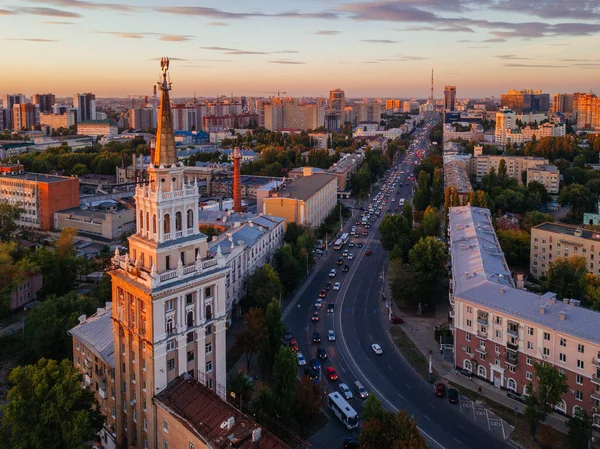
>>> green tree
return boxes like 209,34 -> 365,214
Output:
389,259 -> 418,307
498,158 -> 508,185
261,298 -> 284,378
198,225 -> 218,242
69,163 -> 89,176
228,371 -> 255,405
431,168 -> 443,207
273,245 -> 304,295
0,358 -> 104,449
243,264 -> 282,309
402,201 -> 413,230
559,184 -> 596,222
361,394 -> 384,422
496,229 -> 530,266
233,308 -> 266,374
273,346 -> 298,424
584,273 -> 600,310
523,211 -> 554,232
379,214 -> 412,260
409,237 -> 447,289
0,202 -> 24,242
295,376 -> 321,434
360,409 -> 426,449
524,362 -> 568,441
284,222 -> 303,245
546,256 -> 588,301
422,206 -> 440,237
412,171 -> 431,211
566,407 -> 592,449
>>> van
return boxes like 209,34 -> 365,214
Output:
354,381 -> 369,399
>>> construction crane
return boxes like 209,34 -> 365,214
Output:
260,90 -> 287,98
126,95 -> 147,108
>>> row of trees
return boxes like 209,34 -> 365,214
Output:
544,255 -> 600,311
351,147 -> 391,201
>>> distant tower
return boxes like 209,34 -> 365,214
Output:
233,146 -> 242,212
430,69 -> 434,104
444,85 -> 457,111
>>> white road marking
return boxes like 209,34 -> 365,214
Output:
405,383 -> 412,389
429,403 -> 436,410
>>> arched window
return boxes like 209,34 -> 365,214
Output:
164,214 -> 171,234
573,405 -> 584,417
139,211 -> 144,230
166,318 -> 174,335
463,359 -> 472,371
187,311 -> 194,328
152,214 -> 157,233
554,399 -> 566,413
175,211 -> 182,231
205,304 -> 212,320
187,209 -> 194,229
478,365 -> 487,379
507,378 -> 517,392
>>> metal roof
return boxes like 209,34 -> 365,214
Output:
68,305 -> 115,368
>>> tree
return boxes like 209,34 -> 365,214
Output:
295,376 -> 321,434
524,362 -> 568,441
402,201 -> 413,230
559,184 -> 596,222
389,259 -> 418,308
379,214 -> 412,260
422,206 -> 440,237
409,237 -> 447,289
234,308 -> 266,374
412,171 -> 431,211
284,222 -> 303,245
431,168 -> 443,207
523,211 -> 554,232
273,346 -> 298,424
198,225 -> 218,242
0,202 -> 24,242
262,298 -> 284,377
0,358 -> 104,449
361,394 -> 384,422
546,256 -> 587,301
273,245 -> 304,295
584,273 -> 600,310
228,371 -> 254,406
567,407 -> 592,449
243,264 -> 282,309
70,163 -> 89,176
496,229 -> 530,266
360,409 -> 426,449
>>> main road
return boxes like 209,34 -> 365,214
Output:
284,123 -> 509,449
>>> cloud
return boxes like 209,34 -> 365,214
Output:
40,20 -> 74,24
484,38 -> 507,42
207,21 -> 228,26
269,60 -> 305,64
469,45 -> 490,48
313,30 -> 341,35
225,50 -> 269,55
5,38 -> 59,42
160,34 -> 193,42
504,63 -> 565,68
200,46 -> 240,51
155,6 -> 337,20
339,2 -> 441,22
361,39 -> 397,44
489,0 -> 600,21
495,54 -> 531,60
150,57 -> 188,61
396,25 -> 473,32
273,50 -> 300,54
0,8 -> 16,15
25,0 -> 138,13
99,31 -> 145,39
18,7 -> 81,17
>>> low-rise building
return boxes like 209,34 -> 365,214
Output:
449,206 -> 600,422
309,133 -> 331,150
10,274 -> 42,310
40,111 -> 77,130
444,159 -> 472,202
470,151 -> 556,187
526,164 -> 560,194
77,120 -> 118,137
211,175 -> 282,201
328,153 -> 364,197
262,167 -> 337,228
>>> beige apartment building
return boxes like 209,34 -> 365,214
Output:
530,223 -> 600,278
526,164 -> 560,194
470,150 -> 551,184
262,167 -> 337,228
450,206 -> 600,422
328,152 -> 364,195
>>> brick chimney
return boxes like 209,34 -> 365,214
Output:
233,147 -> 242,212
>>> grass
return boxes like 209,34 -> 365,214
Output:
448,381 -> 571,449
390,326 -> 438,382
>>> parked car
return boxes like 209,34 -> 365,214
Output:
435,383 -> 446,397
447,388 -> 459,404
326,366 -> 338,381
391,315 -> 403,324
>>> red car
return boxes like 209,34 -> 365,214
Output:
318,289 -> 327,298
290,339 -> 299,352
435,383 -> 446,397
326,366 -> 338,381
365,248 -> 371,256
391,315 -> 403,324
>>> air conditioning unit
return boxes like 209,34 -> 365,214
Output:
593,407 -> 598,413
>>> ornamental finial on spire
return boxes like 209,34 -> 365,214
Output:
161,57 -> 169,74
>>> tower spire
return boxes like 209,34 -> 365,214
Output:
430,68 -> 434,103
152,57 -> 177,168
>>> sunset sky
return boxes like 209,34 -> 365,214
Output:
2,0 -> 600,99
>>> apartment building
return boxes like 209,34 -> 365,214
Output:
10,274 -> 42,310
500,89 -> 550,114
470,151 -> 553,185
73,93 -> 97,122
444,159 -> 473,203
526,164 -> 560,194
40,111 -> 77,130
0,164 -> 80,231
444,86 -> 457,111
68,305 -> 118,449
77,120 -> 118,137
328,152 -> 364,194
449,206 -> 600,422
262,167 -> 337,228
12,103 -> 40,130
530,223 -> 600,279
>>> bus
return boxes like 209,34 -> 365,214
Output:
341,233 -> 350,244
327,392 -> 359,430
332,238 -> 344,250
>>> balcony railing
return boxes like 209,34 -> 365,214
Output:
476,346 -> 488,355
507,327 -> 519,337
505,355 -> 518,367
477,330 -> 488,340
507,341 -> 519,352
477,316 -> 489,326
592,375 -> 600,386
592,357 -> 600,368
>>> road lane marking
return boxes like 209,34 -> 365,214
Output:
454,438 -> 462,444
405,383 -> 412,389
398,393 -> 405,400
458,425 -> 467,432
423,415 -> 431,420
428,403 -> 436,410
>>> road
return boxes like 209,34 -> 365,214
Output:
284,123 -> 510,449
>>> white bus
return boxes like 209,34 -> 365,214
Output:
398,198 -> 405,207
341,232 -> 350,244
333,238 -> 344,250
328,392 -> 359,430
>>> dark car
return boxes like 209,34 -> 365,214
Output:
365,248 -> 371,256
311,310 -> 320,322
391,315 -> 403,324
283,330 -> 292,342
309,357 -> 321,370
357,243 -> 363,248
318,347 -> 327,360
342,264 -> 350,272
363,231 -> 369,236
447,388 -> 459,404
327,303 -> 335,313
325,282 -> 332,290
435,383 -> 447,397
304,366 -> 320,384
337,257 -> 344,265
313,331 -> 321,343
343,437 -> 360,449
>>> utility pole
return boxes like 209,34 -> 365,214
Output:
339,203 -> 343,233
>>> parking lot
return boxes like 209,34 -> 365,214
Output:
457,394 -> 514,440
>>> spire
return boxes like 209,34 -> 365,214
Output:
430,68 -> 434,103
153,57 -> 177,168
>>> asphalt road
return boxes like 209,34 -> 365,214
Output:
284,123 -> 510,449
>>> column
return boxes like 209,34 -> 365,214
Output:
176,334 -> 187,376
214,319 -> 227,399
197,333 -> 206,383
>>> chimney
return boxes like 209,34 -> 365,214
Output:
538,305 -> 546,315
233,147 -> 242,213
559,310 -> 567,321
302,166 -> 313,177
515,272 -> 524,290
78,314 -> 87,324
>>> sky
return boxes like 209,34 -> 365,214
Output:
1,0 -> 600,99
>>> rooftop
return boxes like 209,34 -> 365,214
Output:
68,304 -> 114,368
209,215 -> 284,256
528,164 -> 559,173
533,222 -> 600,241
268,171 -> 337,201
154,375 -> 292,449
0,172 -> 76,183
78,120 -> 118,126
444,160 -> 472,194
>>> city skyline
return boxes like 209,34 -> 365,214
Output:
2,0 -> 600,97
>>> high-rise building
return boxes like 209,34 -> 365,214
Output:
12,103 -> 40,130
500,89 -> 550,114
494,107 -> 516,144
329,89 -> 345,114
73,93 -> 96,122
108,59 -> 229,448
128,108 -> 154,130
444,86 -> 457,111
33,93 -> 56,113
2,94 -> 26,129
233,147 -> 242,213
552,93 -> 574,115
574,92 -> 600,130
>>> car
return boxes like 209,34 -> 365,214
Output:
311,310 -> 320,322
460,368 -> 472,378
318,289 -> 327,298
315,298 -> 323,309
435,383 -> 447,397
447,388 -> 459,404
371,344 -> 383,355
343,437 -> 360,449
339,383 -> 353,400
341,264 -> 350,272
290,339 -> 299,352
329,269 -> 336,277
354,381 -> 369,399
357,243 -> 363,248
324,282 -> 332,290
304,366 -> 320,384
326,366 -> 338,381
351,226 -> 356,232
309,357 -> 321,371
348,241 -> 355,248
342,249 -> 349,257
347,253 -> 354,260
336,257 -> 344,265
328,330 -> 336,341
327,303 -> 335,313
318,347 -> 327,360
365,248 -> 371,256
363,231 -> 369,236
333,282 -> 341,291
297,352 -> 306,366
283,330 -> 292,342
313,331 -> 321,343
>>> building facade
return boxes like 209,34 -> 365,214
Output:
500,89 -> 550,114
77,120 -> 119,137
73,93 -> 96,122
54,202 -> 136,242
449,206 -> 600,423
40,111 -> 77,130
12,103 -> 40,130
526,164 -> 560,194
444,86 -> 457,111
10,274 -> 42,310
33,93 -> 56,113
470,153 -> 553,184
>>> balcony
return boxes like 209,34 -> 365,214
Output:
477,330 -> 488,340
476,346 -> 488,355
507,341 -> 519,352
507,327 -> 519,338
99,386 -> 107,399
477,315 -> 489,326
505,354 -> 518,367
593,375 -> 600,386
593,357 -> 600,368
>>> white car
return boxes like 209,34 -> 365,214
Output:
339,383 -> 353,400
297,352 -> 306,366
329,269 -> 336,278
328,330 -> 336,341
315,298 -> 323,309
333,282 -> 341,291
348,253 -> 354,260
371,344 -> 383,355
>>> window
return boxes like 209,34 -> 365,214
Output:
167,358 -> 175,371
76,342 -> 80,350
190,444 -> 195,449
175,211 -> 182,231
466,306 -> 472,313
180,251 -> 185,265
206,342 -> 212,354
205,286 -> 212,298
576,390 -> 583,401
166,299 -> 174,312
507,378 -> 517,392
527,341 -> 533,350
526,371 -> 533,380
187,311 -> 194,328
187,209 -> 194,229
559,353 -> 566,363
466,319 -> 472,328
187,351 -> 195,362
164,214 -> 171,234
576,374 -> 583,385
495,330 -> 502,339
166,255 -> 171,270
465,333 -> 471,341
495,316 -> 502,325
205,304 -> 212,320
206,324 -> 212,335
544,332 -> 550,341
528,327 -> 534,336
578,344 -> 585,354
543,347 -> 550,356
144,419 -> 147,431
509,366 -> 515,373
164,441 -> 169,449
577,359 -> 585,369
206,361 -> 213,373
163,419 -> 168,432
186,294 -> 193,305
166,319 -> 174,336
187,331 -> 194,343
560,338 -> 566,347
495,345 -> 500,355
